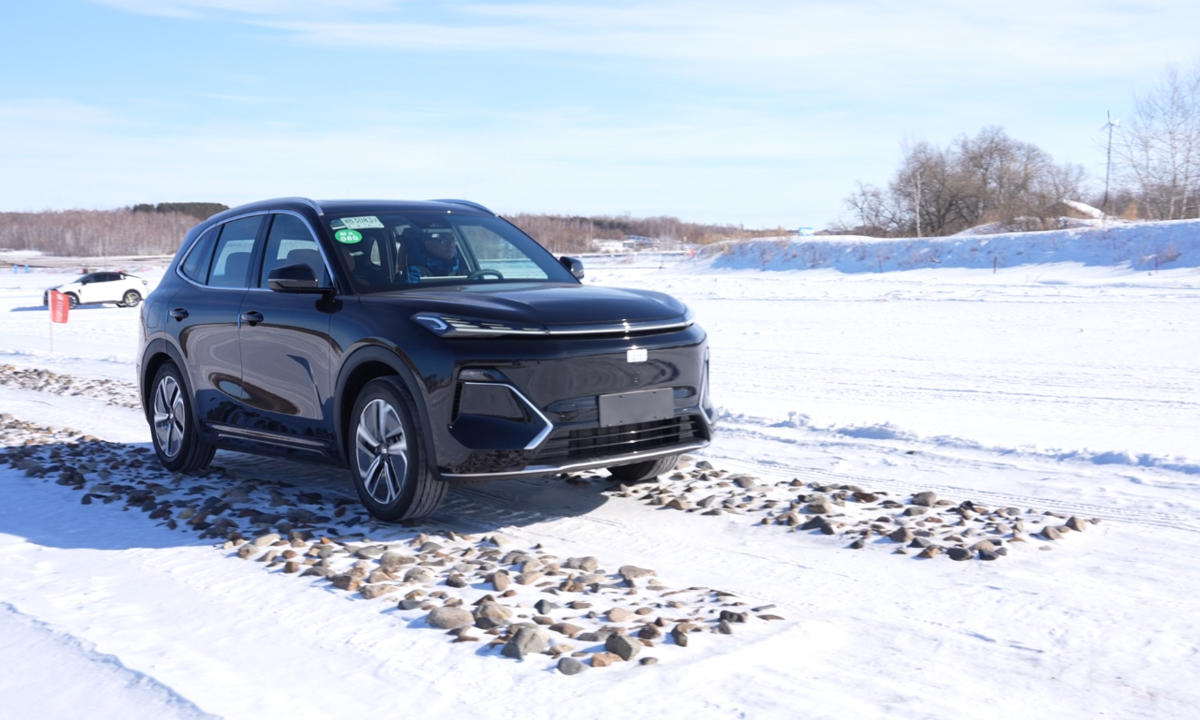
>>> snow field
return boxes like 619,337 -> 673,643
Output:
1,227 -> 1199,719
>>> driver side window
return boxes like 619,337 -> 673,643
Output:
259,214 -> 330,288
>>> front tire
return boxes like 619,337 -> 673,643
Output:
122,290 -> 142,307
607,454 -> 680,483
349,377 -> 446,521
65,293 -> 79,309
150,362 -> 214,472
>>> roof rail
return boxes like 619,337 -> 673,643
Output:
428,199 -> 496,216
274,197 -> 325,216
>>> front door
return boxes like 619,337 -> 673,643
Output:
236,213 -> 339,457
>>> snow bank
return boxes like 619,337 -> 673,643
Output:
696,218 -> 1200,273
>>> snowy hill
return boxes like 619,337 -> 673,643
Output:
696,218 -> 1200,273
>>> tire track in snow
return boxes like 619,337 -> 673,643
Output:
0,602 -> 220,720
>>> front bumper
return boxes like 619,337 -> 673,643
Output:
430,327 -> 713,481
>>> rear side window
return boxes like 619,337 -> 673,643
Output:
259,214 -> 330,288
180,227 -> 218,283
209,216 -> 263,289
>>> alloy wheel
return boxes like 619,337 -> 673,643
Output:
355,398 -> 409,505
153,375 -> 186,458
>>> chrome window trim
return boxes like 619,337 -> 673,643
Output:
274,197 -> 325,216
174,209 -> 337,293
249,209 -> 337,292
174,210 -> 269,290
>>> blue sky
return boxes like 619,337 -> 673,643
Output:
2,1 -> 1198,228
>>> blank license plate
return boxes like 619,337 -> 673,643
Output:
598,388 -> 674,428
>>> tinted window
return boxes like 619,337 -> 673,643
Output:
458,223 -> 547,279
209,216 -> 263,289
326,211 -> 573,294
259,214 -> 330,288
180,227 -> 218,283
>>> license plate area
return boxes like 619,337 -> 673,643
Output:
597,388 -> 674,428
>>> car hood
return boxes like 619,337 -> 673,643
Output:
360,282 -> 689,328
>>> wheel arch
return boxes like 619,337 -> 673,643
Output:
334,345 -> 438,475
139,338 -> 190,426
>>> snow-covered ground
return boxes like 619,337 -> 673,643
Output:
2,222 -> 1199,719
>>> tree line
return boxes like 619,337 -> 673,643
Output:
1,205 -> 781,258
503,213 -> 784,254
837,60 -> 1200,237
131,202 -> 229,221
0,209 -> 205,257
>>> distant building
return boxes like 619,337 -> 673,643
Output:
625,235 -> 662,249
592,236 -> 666,253
797,227 -> 815,237
592,239 -> 628,253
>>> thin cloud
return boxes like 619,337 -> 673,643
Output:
92,0 -> 1200,78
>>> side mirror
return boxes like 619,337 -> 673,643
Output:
559,256 -> 585,280
268,263 -> 325,293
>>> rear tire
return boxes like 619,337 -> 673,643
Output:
607,454 -> 680,483
149,362 -> 215,472
349,377 -> 446,521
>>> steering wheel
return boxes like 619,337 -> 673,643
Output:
468,269 -> 504,280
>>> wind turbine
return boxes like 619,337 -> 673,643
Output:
1101,111 -> 1120,217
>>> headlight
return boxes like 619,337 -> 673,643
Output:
412,313 -> 548,338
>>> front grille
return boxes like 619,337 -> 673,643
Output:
532,415 -> 702,465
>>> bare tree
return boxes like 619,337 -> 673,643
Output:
1114,61 -> 1200,220
504,213 -> 781,253
838,127 -> 1089,237
0,209 -> 201,256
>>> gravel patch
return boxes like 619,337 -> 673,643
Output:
594,456 -> 1098,562
0,364 -> 141,409
0,414 -> 780,673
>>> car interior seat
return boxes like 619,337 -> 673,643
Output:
219,251 -> 251,286
350,233 -> 389,288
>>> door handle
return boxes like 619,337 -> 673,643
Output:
240,311 -> 264,327
169,308 -> 189,321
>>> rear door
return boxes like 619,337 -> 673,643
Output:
168,215 -> 263,429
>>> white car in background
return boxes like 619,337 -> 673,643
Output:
43,271 -> 149,309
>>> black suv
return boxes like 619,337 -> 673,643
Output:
138,198 -> 713,520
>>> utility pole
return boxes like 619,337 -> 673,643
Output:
1102,111 -> 1120,217
913,168 -> 923,239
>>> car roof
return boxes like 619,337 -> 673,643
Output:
210,198 -> 496,223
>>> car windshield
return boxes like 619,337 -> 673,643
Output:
326,211 -> 575,293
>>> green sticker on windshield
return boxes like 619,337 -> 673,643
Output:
334,229 -> 363,244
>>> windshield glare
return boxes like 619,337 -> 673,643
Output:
327,211 -> 573,293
